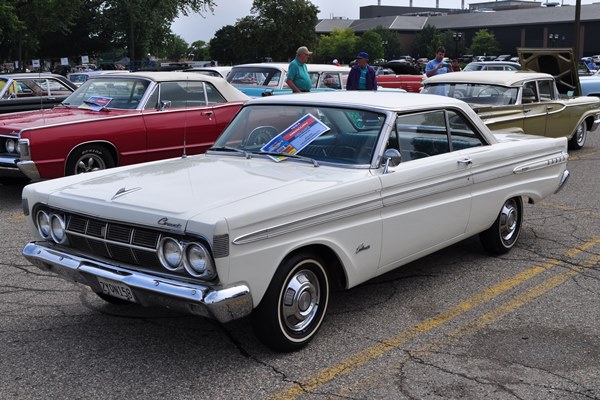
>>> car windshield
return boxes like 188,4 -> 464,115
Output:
211,104 -> 386,166
227,67 -> 283,88
62,77 -> 150,109
422,83 -> 519,106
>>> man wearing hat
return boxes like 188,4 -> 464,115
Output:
286,46 -> 313,93
347,52 -> 377,90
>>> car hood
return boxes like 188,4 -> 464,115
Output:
27,154 -> 377,233
518,47 -> 581,96
0,106 -> 134,131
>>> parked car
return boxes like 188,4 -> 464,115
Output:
0,73 -> 77,113
227,63 -> 350,96
494,54 -> 513,61
374,62 -> 425,92
580,69 -> 600,97
463,61 -> 521,71
67,70 -> 126,86
0,72 -> 248,182
21,91 -> 569,351
421,70 -> 600,149
183,66 -> 232,79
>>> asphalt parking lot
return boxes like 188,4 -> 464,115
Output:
1,134 -> 599,400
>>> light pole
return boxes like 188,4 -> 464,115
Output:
453,32 -> 463,59
548,33 -> 559,47
382,40 -> 388,61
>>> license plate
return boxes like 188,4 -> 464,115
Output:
97,277 -> 136,303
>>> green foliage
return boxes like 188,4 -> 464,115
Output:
356,31 -> 384,62
188,40 -> 210,61
315,28 -> 357,64
467,29 -> 501,57
440,30 -> 465,59
412,24 -> 441,58
210,0 -> 318,64
372,26 -> 403,61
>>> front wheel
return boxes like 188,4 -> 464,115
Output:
66,144 -> 115,176
252,252 -> 330,352
479,197 -> 523,255
568,121 -> 587,150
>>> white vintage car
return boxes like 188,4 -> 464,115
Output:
21,92 -> 569,351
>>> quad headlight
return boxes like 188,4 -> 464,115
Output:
35,210 -> 67,244
5,139 -> 16,153
36,210 -> 51,239
184,243 -> 213,278
158,237 -> 184,271
158,237 -> 215,279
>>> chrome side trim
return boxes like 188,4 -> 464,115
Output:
513,151 -> 569,174
22,242 -> 253,323
555,170 -> 570,194
233,199 -> 382,245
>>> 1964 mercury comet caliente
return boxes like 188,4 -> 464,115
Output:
21,92 -> 569,351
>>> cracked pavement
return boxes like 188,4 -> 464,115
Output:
1,134 -> 599,400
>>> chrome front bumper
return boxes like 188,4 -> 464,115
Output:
23,242 -> 253,323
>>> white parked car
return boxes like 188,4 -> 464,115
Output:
22,92 -> 569,351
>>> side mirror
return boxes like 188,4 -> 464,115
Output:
158,100 -> 171,111
382,148 -> 401,173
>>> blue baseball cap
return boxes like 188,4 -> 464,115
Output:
356,52 -> 369,59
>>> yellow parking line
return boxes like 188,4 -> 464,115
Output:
269,235 -> 600,400
540,202 -> 600,218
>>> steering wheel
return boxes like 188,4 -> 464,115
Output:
244,126 -> 279,148
479,87 -> 501,97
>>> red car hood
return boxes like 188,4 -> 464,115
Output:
0,106 -> 136,132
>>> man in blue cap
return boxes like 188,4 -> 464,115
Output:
347,52 -> 377,90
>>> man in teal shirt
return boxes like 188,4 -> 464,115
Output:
286,46 -> 312,93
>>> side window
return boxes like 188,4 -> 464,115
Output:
144,86 -> 159,110
157,81 -> 206,108
396,110 -> 450,160
43,78 -> 74,95
319,73 -> 341,89
523,81 -> 539,103
538,80 -> 554,101
205,83 -> 226,104
447,110 -> 485,150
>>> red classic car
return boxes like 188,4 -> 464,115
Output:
375,62 -> 425,92
0,72 -> 248,182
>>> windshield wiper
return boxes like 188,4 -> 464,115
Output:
255,151 -> 319,167
208,146 -> 251,158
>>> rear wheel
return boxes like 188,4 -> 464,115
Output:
568,121 -> 586,150
479,197 -> 523,254
252,252 -> 330,352
66,144 -> 115,175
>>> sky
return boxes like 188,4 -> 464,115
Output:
171,0 -> 597,44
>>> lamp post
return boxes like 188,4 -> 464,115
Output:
548,33 -> 559,47
382,40 -> 388,61
453,32 -> 463,59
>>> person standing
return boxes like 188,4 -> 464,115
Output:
450,58 -> 462,72
286,46 -> 313,93
346,52 -> 377,91
425,47 -> 449,77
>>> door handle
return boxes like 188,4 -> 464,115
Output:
457,157 -> 472,166
202,111 -> 213,116
524,109 -> 532,113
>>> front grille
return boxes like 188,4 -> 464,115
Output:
65,213 -> 162,270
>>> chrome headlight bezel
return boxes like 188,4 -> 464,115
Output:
49,213 -> 67,244
158,237 -> 184,271
36,210 -> 51,239
183,242 -> 216,279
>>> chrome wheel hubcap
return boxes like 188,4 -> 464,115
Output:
499,200 -> 519,244
281,269 -> 320,332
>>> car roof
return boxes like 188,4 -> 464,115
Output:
467,61 -> 521,66
231,63 -> 350,73
423,70 -> 553,86
246,91 -> 467,112
87,71 -> 250,101
0,72 -> 67,79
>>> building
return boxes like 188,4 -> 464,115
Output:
316,2 -> 599,58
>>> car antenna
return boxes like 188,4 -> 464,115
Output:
182,78 -> 188,159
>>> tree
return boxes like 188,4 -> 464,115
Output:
187,40 -> 210,61
467,29 -> 500,57
372,26 -> 403,61
356,30 -> 384,62
412,24 -> 441,59
250,0 -> 319,61
316,28 -> 357,64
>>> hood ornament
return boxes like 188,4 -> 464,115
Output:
111,187 -> 142,200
